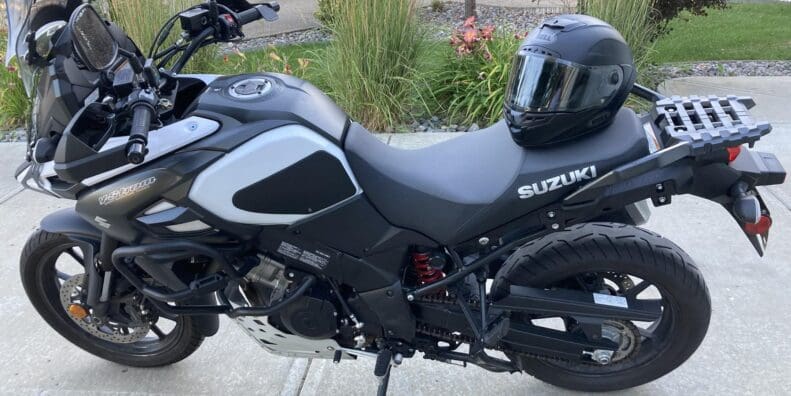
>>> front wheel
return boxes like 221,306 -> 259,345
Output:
20,230 -> 204,367
492,223 -> 711,392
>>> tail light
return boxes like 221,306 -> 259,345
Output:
744,214 -> 772,236
727,146 -> 742,163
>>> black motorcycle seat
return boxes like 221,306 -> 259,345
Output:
344,109 -> 648,245
344,120 -> 525,244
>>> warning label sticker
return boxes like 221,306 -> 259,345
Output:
277,241 -> 330,269
593,293 -> 628,309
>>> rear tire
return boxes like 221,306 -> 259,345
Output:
492,223 -> 711,392
20,230 -> 204,367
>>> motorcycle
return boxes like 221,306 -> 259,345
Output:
7,0 -> 786,393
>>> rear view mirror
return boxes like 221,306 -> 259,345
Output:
69,4 -> 119,71
34,20 -> 67,61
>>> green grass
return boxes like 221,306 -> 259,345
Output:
652,3 -> 791,63
216,43 -> 330,84
0,33 -> 31,129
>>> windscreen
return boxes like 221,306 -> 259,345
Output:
4,0 -> 69,95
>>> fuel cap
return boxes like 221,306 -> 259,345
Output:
229,78 -> 273,100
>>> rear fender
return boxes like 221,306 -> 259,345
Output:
561,143 -> 786,256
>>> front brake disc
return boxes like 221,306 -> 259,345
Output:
59,274 -> 150,344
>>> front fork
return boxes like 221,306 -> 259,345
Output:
72,233 -> 118,318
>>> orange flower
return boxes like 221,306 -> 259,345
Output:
480,25 -> 495,41
463,29 -> 478,44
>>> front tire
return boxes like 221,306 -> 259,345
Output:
20,230 -> 204,367
492,223 -> 711,392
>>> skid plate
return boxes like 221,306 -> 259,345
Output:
234,316 -> 353,359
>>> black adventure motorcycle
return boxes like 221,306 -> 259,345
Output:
7,1 -> 787,393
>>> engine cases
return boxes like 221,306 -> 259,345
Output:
279,295 -> 339,339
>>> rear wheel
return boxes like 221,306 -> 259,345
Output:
20,230 -> 204,367
492,223 -> 711,392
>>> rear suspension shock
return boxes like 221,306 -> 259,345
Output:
412,251 -> 445,286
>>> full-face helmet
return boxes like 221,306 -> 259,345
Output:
504,15 -> 636,147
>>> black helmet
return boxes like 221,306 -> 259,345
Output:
504,15 -> 635,147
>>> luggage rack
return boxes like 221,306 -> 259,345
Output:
654,95 -> 772,155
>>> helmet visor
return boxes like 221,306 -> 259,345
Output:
506,53 -> 624,113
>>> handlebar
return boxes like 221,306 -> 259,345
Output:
236,2 -> 280,25
125,89 -> 159,165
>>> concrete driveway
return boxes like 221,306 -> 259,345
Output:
0,76 -> 789,395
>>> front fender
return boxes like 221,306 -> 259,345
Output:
38,208 -> 220,337
41,208 -> 103,240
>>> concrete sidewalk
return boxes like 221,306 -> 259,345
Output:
0,76 -> 789,395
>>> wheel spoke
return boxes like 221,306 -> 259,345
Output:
638,326 -> 656,339
625,280 -> 652,298
151,325 -> 166,340
57,271 -> 72,281
65,248 -> 85,266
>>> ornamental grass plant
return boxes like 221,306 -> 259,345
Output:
316,0 -> 430,131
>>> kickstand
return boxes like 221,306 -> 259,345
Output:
376,364 -> 392,396
374,349 -> 393,396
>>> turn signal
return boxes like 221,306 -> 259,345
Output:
744,215 -> 772,236
68,304 -> 89,320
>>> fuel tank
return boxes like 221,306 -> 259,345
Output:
187,73 -> 349,143
76,73 -> 362,242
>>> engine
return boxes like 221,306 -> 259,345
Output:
240,255 -> 340,340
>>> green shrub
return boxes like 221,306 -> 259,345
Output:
315,0 -> 344,27
431,18 -> 520,127
107,0 -> 214,73
219,44 -> 323,83
431,0 -> 446,13
0,34 -> 31,129
578,0 -> 657,73
317,0 -> 428,131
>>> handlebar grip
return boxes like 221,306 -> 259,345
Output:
237,3 -> 279,25
126,104 -> 154,165
126,142 -> 147,165
237,7 -> 264,25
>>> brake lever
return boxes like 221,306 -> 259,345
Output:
258,2 -> 280,21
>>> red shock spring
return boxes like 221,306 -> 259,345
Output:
412,252 -> 445,286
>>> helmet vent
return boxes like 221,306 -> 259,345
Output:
523,46 -> 560,58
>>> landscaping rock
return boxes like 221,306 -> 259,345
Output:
0,129 -> 26,143
420,2 -> 565,39
656,61 -> 791,80
231,3 -> 564,53
227,28 -> 332,53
